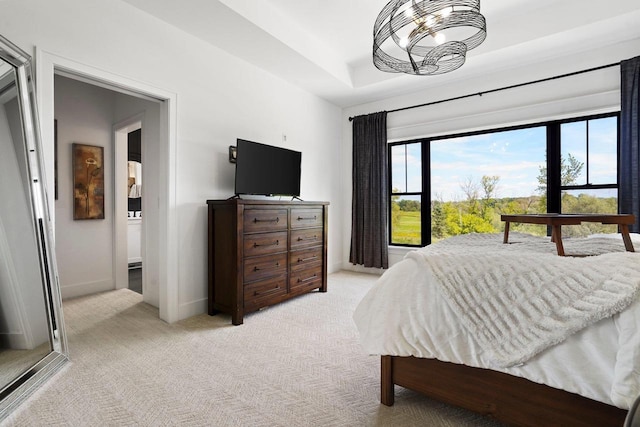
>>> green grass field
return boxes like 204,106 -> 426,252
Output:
391,211 -> 421,245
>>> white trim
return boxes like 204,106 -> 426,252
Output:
178,298 -> 207,321
160,88 -> 179,323
60,279 -> 113,300
35,49 -> 180,323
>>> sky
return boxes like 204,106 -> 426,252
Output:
391,116 -> 618,202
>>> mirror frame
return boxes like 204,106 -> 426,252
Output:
0,34 -> 68,420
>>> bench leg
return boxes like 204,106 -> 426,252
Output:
503,222 -> 510,244
552,225 -> 565,256
621,225 -> 635,252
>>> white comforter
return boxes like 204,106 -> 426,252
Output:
353,233 -> 640,409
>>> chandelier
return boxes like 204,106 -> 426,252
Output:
373,0 -> 486,75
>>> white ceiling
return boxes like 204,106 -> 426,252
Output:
122,0 -> 640,107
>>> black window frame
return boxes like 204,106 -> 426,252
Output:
388,111 -> 620,247
388,139 -> 429,247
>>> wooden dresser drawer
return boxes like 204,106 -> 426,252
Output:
244,231 -> 287,257
244,275 -> 287,312
291,228 -> 322,249
244,253 -> 287,283
291,208 -> 323,229
290,266 -> 323,295
289,246 -> 322,272
243,209 -> 287,233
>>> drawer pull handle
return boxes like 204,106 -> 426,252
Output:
254,240 -> 279,248
297,235 -> 317,242
254,286 -> 281,297
297,216 -> 317,221
298,274 -> 318,283
297,256 -> 318,263
254,217 -> 280,223
253,262 -> 280,272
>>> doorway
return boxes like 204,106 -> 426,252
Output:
38,50 -> 179,322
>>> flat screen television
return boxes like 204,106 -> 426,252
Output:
234,139 -> 302,197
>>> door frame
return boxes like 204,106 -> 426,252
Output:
35,49 -> 179,322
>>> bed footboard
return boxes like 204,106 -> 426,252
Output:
381,355 -> 627,427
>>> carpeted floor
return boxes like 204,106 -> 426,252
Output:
3,271 -> 503,426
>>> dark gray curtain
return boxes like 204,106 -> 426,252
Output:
350,112 -> 388,269
620,56 -> 640,232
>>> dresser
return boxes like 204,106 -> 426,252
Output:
207,199 -> 329,325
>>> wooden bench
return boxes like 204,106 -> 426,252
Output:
501,213 -> 636,256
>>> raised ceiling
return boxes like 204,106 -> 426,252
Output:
122,0 -> 640,107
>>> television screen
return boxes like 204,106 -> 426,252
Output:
234,139 -> 301,197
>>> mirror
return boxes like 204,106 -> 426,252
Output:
127,128 -> 141,217
0,35 -> 67,419
128,160 -> 142,195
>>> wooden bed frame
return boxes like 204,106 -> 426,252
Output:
381,355 -> 628,426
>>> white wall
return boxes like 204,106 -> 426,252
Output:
0,0 -> 343,320
342,38 -> 640,270
54,76 -> 116,298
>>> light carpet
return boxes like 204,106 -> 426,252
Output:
3,271 -> 502,426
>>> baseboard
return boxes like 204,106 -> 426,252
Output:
178,297 -> 207,321
328,261 -> 343,273
341,264 -> 385,276
61,279 -> 113,300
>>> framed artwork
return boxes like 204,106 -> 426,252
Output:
72,143 -> 104,220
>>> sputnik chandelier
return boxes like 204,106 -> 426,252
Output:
373,0 -> 486,75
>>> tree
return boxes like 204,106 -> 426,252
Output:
391,188 -> 401,228
537,153 -> 584,193
398,199 -> 421,211
481,175 -> 499,201
460,176 -> 480,215
480,175 -> 499,220
431,195 -> 446,240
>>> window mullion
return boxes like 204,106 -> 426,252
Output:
422,139 -> 430,246
586,120 -> 590,184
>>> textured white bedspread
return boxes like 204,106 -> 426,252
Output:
353,233 -> 640,409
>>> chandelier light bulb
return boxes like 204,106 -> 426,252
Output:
425,14 -> 435,27
434,32 -> 446,45
404,7 -> 413,18
398,37 -> 409,48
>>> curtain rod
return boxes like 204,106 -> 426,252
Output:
348,62 -> 620,121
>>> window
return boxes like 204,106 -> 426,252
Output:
558,116 -> 619,236
390,142 -> 423,245
388,113 -> 620,246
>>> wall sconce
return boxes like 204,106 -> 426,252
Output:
229,146 -> 237,163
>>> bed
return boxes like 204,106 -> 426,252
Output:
353,232 -> 640,426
